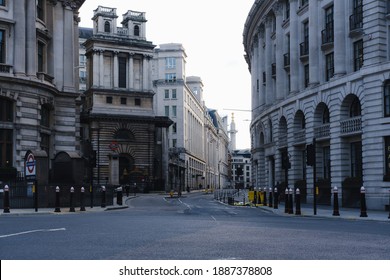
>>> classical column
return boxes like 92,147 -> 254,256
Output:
143,55 -> 149,91
113,51 -> 119,88
92,50 -> 100,87
258,27 -> 265,107
309,1 -> 319,85
128,53 -> 134,89
63,4 -> 75,91
99,50 -> 104,87
13,0 -> 26,76
251,40 -> 259,115
264,16 -> 273,105
289,0 -> 299,93
334,0 -> 346,76
274,3 -> 285,100
26,0 -> 37,77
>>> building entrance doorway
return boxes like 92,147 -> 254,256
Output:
119,154 -> 134,185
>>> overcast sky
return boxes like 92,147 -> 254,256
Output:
78,0 -> 254,149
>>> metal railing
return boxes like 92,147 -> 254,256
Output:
340,116 -> 362,135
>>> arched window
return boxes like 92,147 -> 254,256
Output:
384,80 -> 390,117
350,97 -> 361,117
323,107 -> 330,124
114,129 -> 135,141
134,25 -> 140,36
104,21 -> 111,33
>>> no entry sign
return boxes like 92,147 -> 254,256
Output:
25,153 -> 36,179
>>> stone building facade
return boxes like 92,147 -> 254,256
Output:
0,0 -> 85,185
152,43 -> 230,191
244,0 -> 390,210
80,6 -> 172,192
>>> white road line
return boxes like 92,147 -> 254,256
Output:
211,215 -> 217,221
178,199 -> 191,210
0,228 -> 66,239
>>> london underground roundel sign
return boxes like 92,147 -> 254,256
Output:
25,153 -> 36,178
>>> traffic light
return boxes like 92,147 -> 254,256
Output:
306,144 -> 315,166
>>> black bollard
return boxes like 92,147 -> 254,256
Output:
295,188 -> 301,215
269,187 -> 273,208
288,188 -> 294,214
360,186 -> 368,217
90,184 -> 93,208
33,181 -> 38,212
263,187 -> 267,207
332,186 -> 340,216
117,186 -> 123,205
284,188 -> 289,213
273,187 -> 278,209
101,186 -> 106,208
54,186 -> 61,212
3,185 -> 10,213
80,187 -> 86,211
69,187 -> 75,212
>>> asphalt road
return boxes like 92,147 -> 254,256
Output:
1,192 -> 390,260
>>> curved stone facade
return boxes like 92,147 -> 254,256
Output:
243,0 -> 390,210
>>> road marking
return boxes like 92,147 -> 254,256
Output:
178,199 -> 191,210
0,228 -> 66,239
211,215 -> 217,221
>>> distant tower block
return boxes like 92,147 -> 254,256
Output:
229,113 -> 238,150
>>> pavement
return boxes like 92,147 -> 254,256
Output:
215,189 -> 390,222
0,195 -> 132,216
1,192 -> 390,222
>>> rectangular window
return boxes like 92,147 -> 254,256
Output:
172,123 -> 177,134
353,39 -> 364,71
323,146 -> 331,179
164,89 -> 169,99
384,137 -> 390,180
384,81 -> 390,117
37,0 -> 44,21
172,105 -> 177,117
325,52 -> 334,81
106,96 -> 113,104
0,0 -> 5,6
37,41 -> 45,72
165,73 -> 176,83
350,0 -> 363,30
322,6 -> 334,45
0,129 -> 13,167
165,57 -> 176,69
40,133 -> 50,157
285,2 -> 290,20
300,21 -> 309,56
0,29 -> 5,63
0,98 -> 13,122
350,141 -> 362,178
300,0 -> 308,7
121,97 -> 127,105
118,57 -> 127,88
134,98 -> 141,106
164,106 -> 169,117
172,89 -> 177,99
40,106 -> 50,127
172,139 -> 177,148
304,64 -> 309,88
